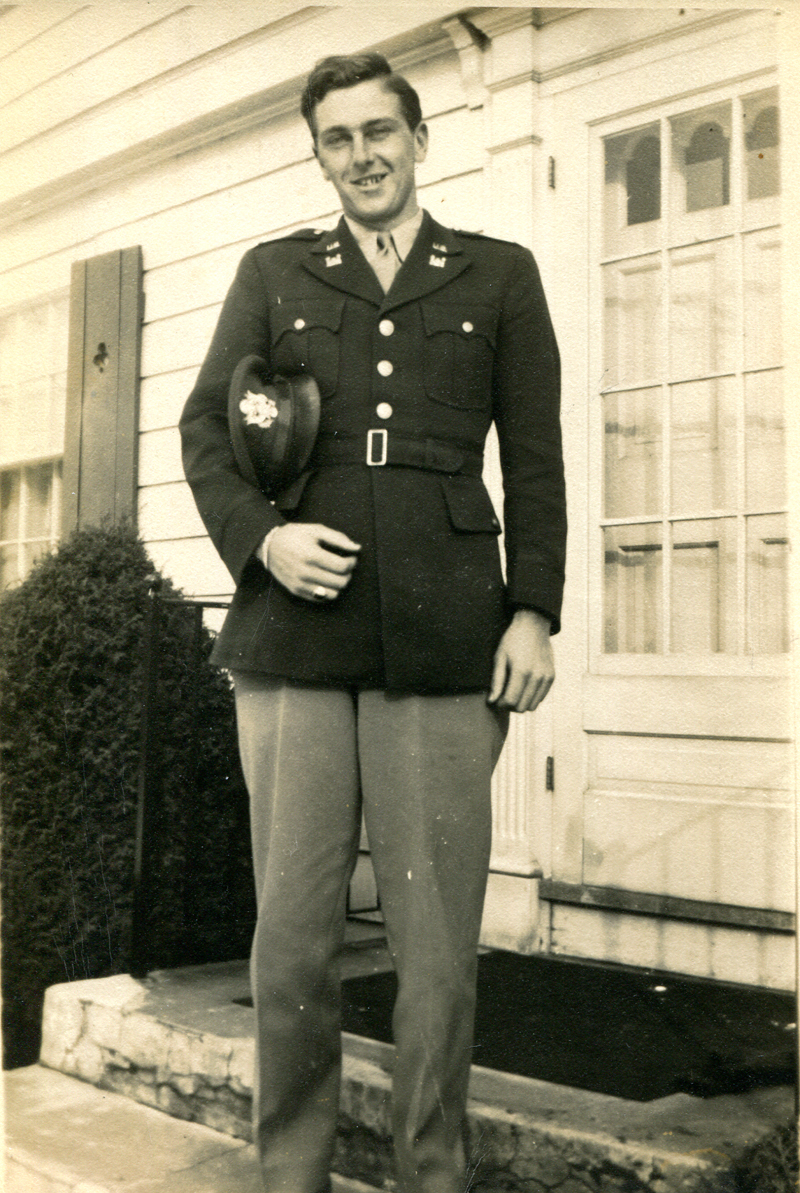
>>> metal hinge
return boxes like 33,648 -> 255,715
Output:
546,755 -> 554,791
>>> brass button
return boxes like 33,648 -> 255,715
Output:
294,318 -> 306,330
377,360 -> 394,377
379,319 -> 395,336
462,321 -> 474,333
376,402 -> 393,419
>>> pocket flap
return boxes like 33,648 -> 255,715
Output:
441,475 -> 502,533
271,297 -> 346,339
421,302 -> 498,346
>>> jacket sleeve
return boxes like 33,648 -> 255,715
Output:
492,247 -> 566,633
179,248 -> 285,585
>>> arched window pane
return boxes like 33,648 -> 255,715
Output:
670,102 -> 732,219
626,135 -> 661,225
744,89 -> 780,201
685,122 -> 729,211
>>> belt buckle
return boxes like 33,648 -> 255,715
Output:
366,428 -> 388,466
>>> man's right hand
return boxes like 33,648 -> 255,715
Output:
260,523 -> 361,602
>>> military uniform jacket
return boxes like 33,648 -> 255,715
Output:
180,211 -> 566,693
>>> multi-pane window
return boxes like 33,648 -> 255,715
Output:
600,87 -> 783,655
0,295 -> 69,589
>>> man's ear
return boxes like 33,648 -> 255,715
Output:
414,121 -> 429,165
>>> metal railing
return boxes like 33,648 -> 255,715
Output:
129,583 -> 243,978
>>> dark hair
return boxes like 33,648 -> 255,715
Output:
301,52 -> 422,137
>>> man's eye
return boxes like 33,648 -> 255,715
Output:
369,126 -> 392,139
323,134 -> 348,147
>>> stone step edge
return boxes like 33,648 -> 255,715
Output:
5,1065 -> 382,1193
38,973 -> 794,1193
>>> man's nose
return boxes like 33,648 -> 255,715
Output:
352,133 -> 374,167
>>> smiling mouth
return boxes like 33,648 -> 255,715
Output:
352,173 -> 388,188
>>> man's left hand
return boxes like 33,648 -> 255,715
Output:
488,609 -> 554,713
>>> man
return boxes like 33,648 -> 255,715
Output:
180,52 -> 565,1193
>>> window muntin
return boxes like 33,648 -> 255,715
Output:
600,88 -> 784,657
0,294 -> 68,589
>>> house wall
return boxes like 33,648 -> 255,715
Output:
1,3 -> 794,987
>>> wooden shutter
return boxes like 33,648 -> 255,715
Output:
63,246 -> 143,534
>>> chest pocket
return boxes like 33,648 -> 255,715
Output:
421,302 -> 498,410
270,297 -> 345,398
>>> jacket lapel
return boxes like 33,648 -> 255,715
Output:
302,218 -> 384,305
381,212 -> 472,312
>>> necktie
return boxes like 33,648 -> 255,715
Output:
373,231 -> 401,293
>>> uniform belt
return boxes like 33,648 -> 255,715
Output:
311,430 -> 484,476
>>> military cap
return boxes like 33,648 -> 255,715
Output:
228,355 -> 320,497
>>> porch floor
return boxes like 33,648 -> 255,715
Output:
17,922 -> 794,1192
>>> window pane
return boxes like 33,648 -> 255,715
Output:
671,102 -> 731,214
743,89 -> 779,201
22,539 -> 50,576
604,388 -> 662,517
671,518 -> 737,653
670,377 -> 737,515
669,240 -> 736,378
745,371 -> 785,510
743,229 -> 782,370
0,295 -> 69,468
746,513 -> 788,653
0,543 -> 20,590
1,469 -> 20,540
603,124 -> 661,255
603,256 -> 662,386
25,462 -> 54,539
604,524 -> 663,653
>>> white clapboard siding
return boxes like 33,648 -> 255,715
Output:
0,4 -> 86,70
138,481 -> 207,543
146,536 -> 233,599
140,368 -> 200,433
143,245 -> 265,326
141,307 -> 222,379
0,3 -> 461,209
2,3 -> 191,147
138,427 -> 184,488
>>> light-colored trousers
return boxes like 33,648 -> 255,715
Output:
233,675 -> 508,1193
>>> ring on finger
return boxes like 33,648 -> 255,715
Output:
313,585 -> 329,600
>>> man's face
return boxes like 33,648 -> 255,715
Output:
313,78 -> 428,230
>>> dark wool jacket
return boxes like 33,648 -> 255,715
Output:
180,211 -> 566,692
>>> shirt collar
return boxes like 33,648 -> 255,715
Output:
344,207 -> 425,263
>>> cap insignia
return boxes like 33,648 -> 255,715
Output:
240,390 -> 278,429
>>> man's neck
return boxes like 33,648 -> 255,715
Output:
347,203 -> 420,235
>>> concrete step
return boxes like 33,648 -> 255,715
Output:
36,961 -> 795,1192
4,1065 -> 380,1193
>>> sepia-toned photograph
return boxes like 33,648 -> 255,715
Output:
1,3 -> 798,1191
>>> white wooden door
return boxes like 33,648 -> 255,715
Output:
546,58 -> 794,988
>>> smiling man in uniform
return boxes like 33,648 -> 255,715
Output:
180,52 -> 566,1193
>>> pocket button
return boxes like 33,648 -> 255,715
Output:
377,360 -> 394,377
462,321 -> 474,333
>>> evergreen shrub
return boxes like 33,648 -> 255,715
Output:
0,523 -> 254,1068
